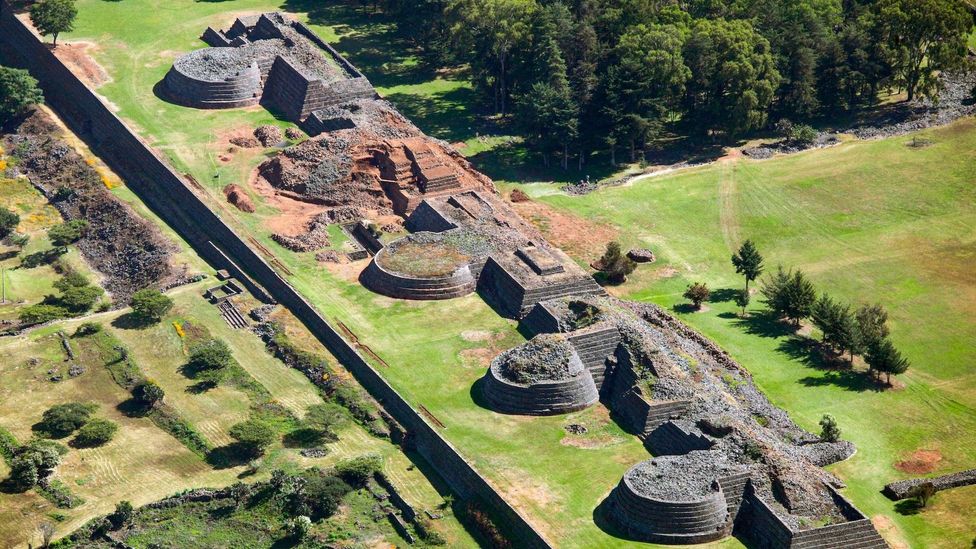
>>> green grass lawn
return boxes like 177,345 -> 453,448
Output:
515,118 -> 976,548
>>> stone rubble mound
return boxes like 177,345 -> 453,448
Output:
494,334 -> 583,385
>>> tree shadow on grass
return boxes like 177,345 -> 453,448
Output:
894,499 -> 924,516
116,398 -> 151,418
732,309 -> 797,339
282,427 -> 336,448
709,288 -> 741,303
671,303 -> 701,314
206,443 -> 254,469
110,312 -> 153,330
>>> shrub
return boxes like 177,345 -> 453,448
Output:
73,419 -> 118,447
52,271 -> 89,292
229,419 -> 275,455
819,414 -> 841,443
109,500 -> 133,529
7,455 -> 39,489
74,322 -> 102,337
285,515 -> 311,540
304,403 -> 347,435
129,289 -> 173,323
36,403 -> 96,438
133,380 -> 164,407
908,482 -> 936,508
57,285 -> 104,313
188,339 -> 233,372
596,241 -> 636,284
19,304 -> 68,325
47,219 -> 88,247
302,473 -> 352,519
788,123 -> 817,144
0,206 -> 19,239
0,66 -> 43,124
335,454 -> 382,487
683,282 -> 710,309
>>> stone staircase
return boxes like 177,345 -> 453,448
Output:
567,327 -> 621,389
217,299 -> 248,329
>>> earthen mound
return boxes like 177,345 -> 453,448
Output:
223,184 -> 255,213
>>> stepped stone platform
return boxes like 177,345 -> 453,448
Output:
359,231 -> 485,300
162,13 -> 376,124
481,334 -> 599,415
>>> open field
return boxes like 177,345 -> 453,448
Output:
509,118 -> 976,547
0,110 -> 475,547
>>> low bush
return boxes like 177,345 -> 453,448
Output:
335,454 -> 382,487
73,418 -> 118,447
36,403 -> 96,438
19,303 -> 68,325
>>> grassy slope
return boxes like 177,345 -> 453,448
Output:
515,120 -> 976,548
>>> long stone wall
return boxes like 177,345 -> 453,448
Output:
0,6 -> 549,547
883,468 -> 976,500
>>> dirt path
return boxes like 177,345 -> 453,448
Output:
718,158 -> 741,253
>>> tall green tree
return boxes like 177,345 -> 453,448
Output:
682,18 -> 780,137
761,266 -> 817,326
447,0 -> 537,114
0,67 -> 43,126
29,0 -> 77,46
864,337 -> 910,384
877,0 -> 972,101
730,239 -> 764,291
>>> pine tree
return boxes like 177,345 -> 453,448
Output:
864,338 -> 910,385
731,240 -> 764,291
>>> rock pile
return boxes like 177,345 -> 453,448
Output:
627,248 -> 655,263
223,184 -> 255,213
3,110 -> 175,303
495,334 -> 581,385
254,125 -> 283,147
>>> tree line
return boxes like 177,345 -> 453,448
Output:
683,239 -> 910,386
374,0 -> 973,167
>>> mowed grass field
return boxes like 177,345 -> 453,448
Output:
506,119 -> 976,547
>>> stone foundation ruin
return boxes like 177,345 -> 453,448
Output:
162,13 -> 376,125
506,296 -> 889,548
481,334 -> 599,415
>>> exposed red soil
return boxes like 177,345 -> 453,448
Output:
510,199 -> 618,262
894,449 -> 942,474
223,184 -> 255,213
52,42 -> 109,87
250,173 -> 327,237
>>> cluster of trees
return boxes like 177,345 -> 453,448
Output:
19,269 -> 104,325
726,238 -> 910,385
185,338 -> 234,387
378,0 -> 973,165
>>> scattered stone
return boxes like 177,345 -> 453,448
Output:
67,363 -> 86,377
315,250 -> 341,263
300,448 -> 329,458
230,136 -> 259,148
627,248 -> 655,263
380,222 -> 401,233
249,304 -> 277,322
254,125 -> 283,147
562,176 -> 597,196
565,423 -> 588,435
48,368 -> 62,382
495,334 -> 582,384
285,127 -> 304,140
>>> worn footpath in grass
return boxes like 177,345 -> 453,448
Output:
521,119 -> 976,548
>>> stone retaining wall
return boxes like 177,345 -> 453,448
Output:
482,362 -> 599,416
0,7 -> 549,546
162,60 -> 261,109
607,474 -> 731,544
359,257 -> 477,301
648,421 -> 714,456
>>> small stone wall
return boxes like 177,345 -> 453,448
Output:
359,258 -> 477,301
606,473 -> 731,544
883,468 -> 976,500
648,421 -> 714,456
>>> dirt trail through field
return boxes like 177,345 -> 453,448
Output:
718,160 -> 741,253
